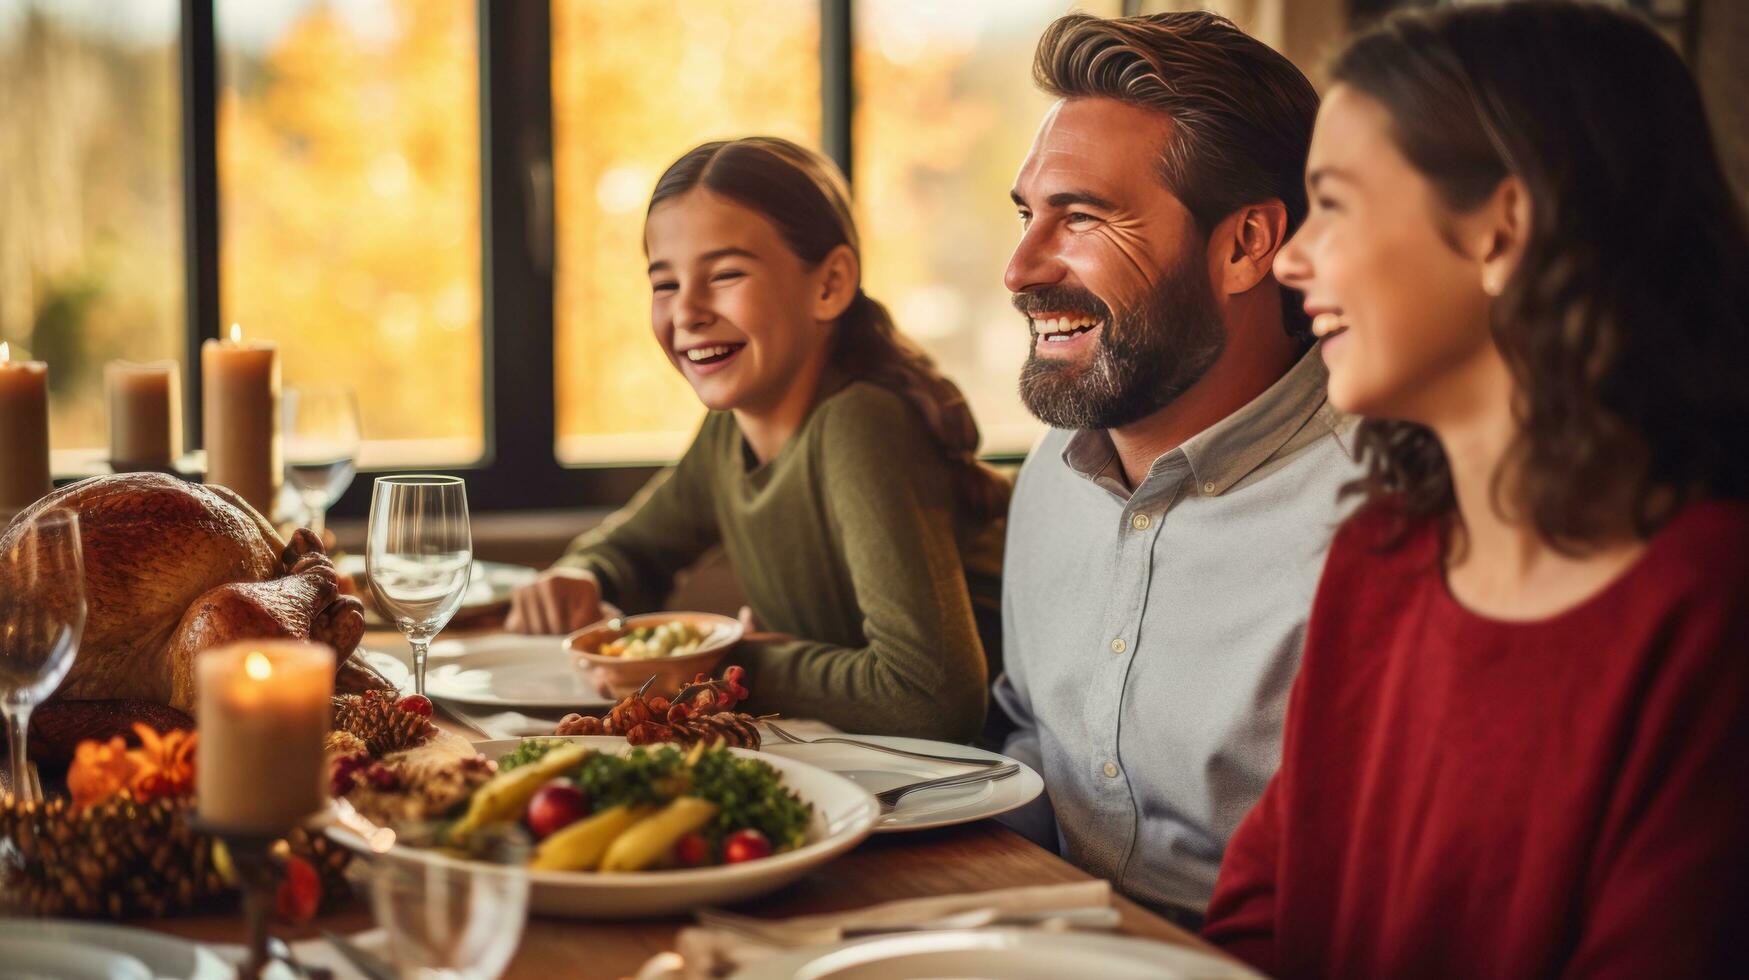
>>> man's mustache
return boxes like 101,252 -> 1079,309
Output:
1011,286 -> 1112,323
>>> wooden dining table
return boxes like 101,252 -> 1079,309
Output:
140,629 -> 1230,977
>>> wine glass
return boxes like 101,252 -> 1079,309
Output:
283,386 -> 361,538
0,509 -> 86,803
369,840 -> 529,979
366,476 -> 471,697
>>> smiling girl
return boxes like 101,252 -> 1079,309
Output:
1203,3 -> 1749,977
508,138 -> 1008,743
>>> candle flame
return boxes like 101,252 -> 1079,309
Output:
229,323 -> 243,343
0,341 -> 8,363
244,651 -> 272,680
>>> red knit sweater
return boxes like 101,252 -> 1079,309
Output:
1204,499 -> 1749,979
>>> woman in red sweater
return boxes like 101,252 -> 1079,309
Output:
1202,4 -> 1749,978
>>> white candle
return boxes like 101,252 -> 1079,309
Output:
0,342 -> 51,512
106,360 -> 182,470
195,640 -> 334,834
201,324 -> 280,518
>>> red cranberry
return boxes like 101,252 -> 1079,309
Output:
396,694 -> 434,717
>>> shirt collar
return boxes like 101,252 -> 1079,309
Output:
1059,345 -> 1336,499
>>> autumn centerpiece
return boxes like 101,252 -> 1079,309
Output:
0,684 -> 440,920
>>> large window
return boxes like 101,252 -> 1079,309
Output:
0,0 -> 183,463
551,0 -> 821,463
22,0 -> 1709,515
217,0 -> 483,466
854,0 -> 1122,454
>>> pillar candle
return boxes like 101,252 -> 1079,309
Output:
195,640 -> 334,834
0,342 -> 51,513
106,360 -> 182,470
201,325 -> 280,518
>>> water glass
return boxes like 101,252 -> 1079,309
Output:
283,386 -> 361,537
369,847 -> 528,979
0,508 -> 86,803
366,476 -> 471,696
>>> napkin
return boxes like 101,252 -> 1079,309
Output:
645,880 -> 1113,979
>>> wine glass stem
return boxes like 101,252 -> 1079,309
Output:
5,702 -> 33,804
409,636 -> 431,697
303,492 -> 327,538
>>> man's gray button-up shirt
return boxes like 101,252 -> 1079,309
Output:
995,348 -> 1361,916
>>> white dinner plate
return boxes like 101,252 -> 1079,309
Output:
355,647 -> 414,693
420,634 -> 612,710
338,556 -> 537,622
328,735 -> 881,918
761,735 -> 1043,833
0,920 -> 231,980
733,929 -> 1261,980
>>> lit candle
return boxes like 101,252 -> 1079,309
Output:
0,342 -> 51,514
106,360 -> 182,471
201,324 -> 280,518
195,640 -> 334,834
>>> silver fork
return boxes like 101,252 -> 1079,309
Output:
875,763 -> 1019,812
765,721 -> 1003,769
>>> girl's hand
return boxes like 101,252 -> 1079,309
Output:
736,605 -> 795,644
507,567 -> 611,635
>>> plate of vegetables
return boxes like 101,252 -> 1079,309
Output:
326,736 -> 880,918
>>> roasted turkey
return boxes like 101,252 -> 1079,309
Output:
1,473 -> 388,761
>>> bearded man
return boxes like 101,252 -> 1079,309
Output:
994,11 -> 1359,927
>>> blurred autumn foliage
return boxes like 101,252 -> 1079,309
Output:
0,2 -> 182,453
220,0 -> 482,463
6,0 -> 1116,464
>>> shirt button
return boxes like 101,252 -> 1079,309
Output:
1203,481 -> 1216,494
1129,513 -> 1151,531
1110,637 -> 1126,654
1103,761 -> 1119,778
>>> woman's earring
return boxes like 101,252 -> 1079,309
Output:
1482,269 -> 1503,297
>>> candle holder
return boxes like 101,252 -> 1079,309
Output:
190,817 -> 288,980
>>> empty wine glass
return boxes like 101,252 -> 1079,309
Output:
369,837 -> 529,979
283,386 -> 361,538
366,476 -> 471,697
0,509 -> 86,803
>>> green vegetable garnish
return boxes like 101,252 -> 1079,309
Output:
690,749 -> 812,852
497,738 -> 570,772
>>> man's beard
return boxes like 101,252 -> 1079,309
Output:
1015,256 -> 1227,431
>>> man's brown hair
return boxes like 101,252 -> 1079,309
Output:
1034,11 -> 1319,342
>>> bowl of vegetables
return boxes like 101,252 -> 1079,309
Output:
326,736 -> 880,918
565,612 -> 744,699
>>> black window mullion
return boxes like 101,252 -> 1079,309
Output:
180,0 -> 220,451
822,0 -> 854,182
478,0 -> 556,502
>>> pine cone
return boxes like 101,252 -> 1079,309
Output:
331,691 -> 435,756
324,729 -> 368,757
0,791 -> 226,918
668,713 -> 763,750
280,824 -> 353,906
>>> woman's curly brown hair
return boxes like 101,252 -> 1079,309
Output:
1332,1 -> 1749,551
